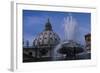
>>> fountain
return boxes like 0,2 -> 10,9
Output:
53,14 -> 84,60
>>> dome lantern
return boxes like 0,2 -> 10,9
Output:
45,18 -> 52,31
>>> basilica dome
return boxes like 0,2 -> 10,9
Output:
33,19 -> 60,48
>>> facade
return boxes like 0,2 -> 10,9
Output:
85,33 -> 91,52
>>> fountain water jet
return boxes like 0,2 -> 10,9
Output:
63,14 -> 78,41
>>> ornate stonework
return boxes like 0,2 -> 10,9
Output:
33,19 -> 60,48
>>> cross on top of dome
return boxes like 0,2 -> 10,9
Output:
45,18 -> 52,31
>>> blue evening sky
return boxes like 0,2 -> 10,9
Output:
23,10 -> 91,45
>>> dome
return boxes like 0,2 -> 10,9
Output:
33,19 -> 60,48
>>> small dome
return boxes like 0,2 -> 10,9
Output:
33,19 -> 60,48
